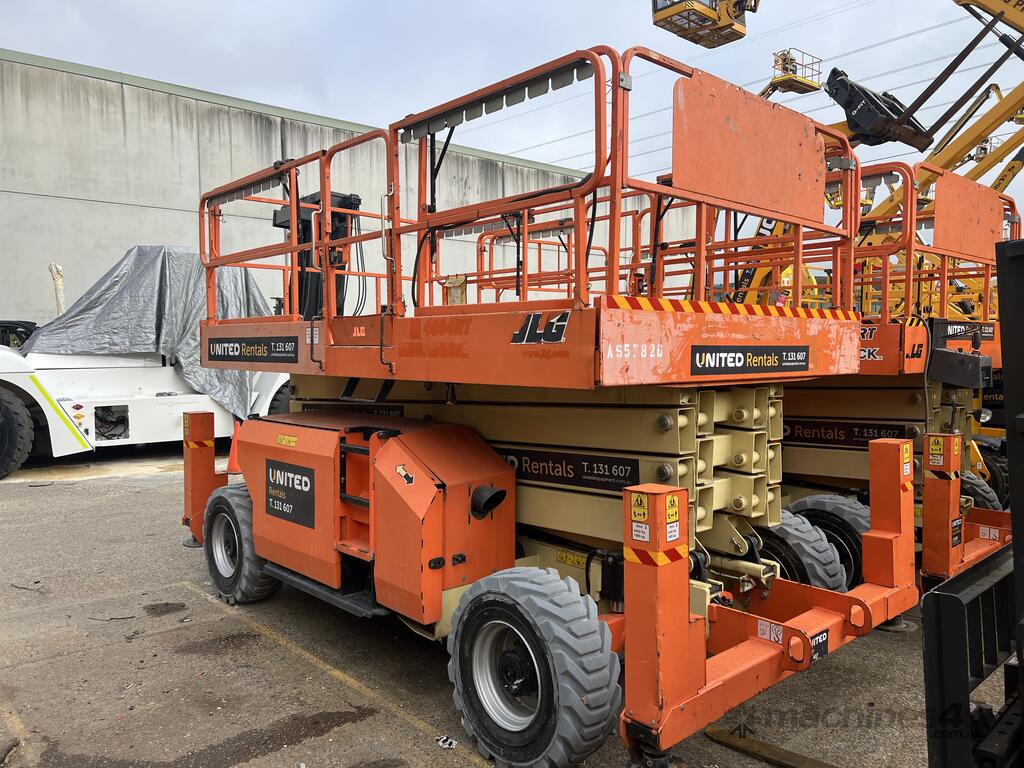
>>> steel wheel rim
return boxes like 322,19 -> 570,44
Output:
211,512 -> 239,579
471,619 -> 541,732
759,538 -> 800,583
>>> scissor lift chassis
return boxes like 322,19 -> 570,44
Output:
179,46 -> 958,764
184,409 -> 918,759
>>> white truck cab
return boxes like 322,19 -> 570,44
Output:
0,345 -> 288,479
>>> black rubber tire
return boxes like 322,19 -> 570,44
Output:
203,484 -> 281,604
448,567 -> 621,768
268,383 -> 293,415
0,388 -> 33,480
757,511 -> 847,592
979,446 -> 1010,510
788,494 -> 871,590
962,471 -> 1001,511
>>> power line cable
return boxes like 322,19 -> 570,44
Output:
462,0 -> 879,140
508,15 -> 978,156
549,57 -> 1007,165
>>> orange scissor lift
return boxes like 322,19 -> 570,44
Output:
182,47 -> 920,766
848,163 -> 1017,585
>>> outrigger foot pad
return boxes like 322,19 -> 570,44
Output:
877,615 -> 917,633
182,536 -> 202,549
630,748 -> 674,768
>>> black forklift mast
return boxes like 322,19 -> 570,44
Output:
923,238 -> 1024,767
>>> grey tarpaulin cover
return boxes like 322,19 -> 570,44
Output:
21,245 -> 270,418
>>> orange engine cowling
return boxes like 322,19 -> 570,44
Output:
234,410 -> 515,626
371,423 -> 516,624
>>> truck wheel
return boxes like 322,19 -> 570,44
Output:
203,484 -> 281,604
962,472 -> 1001,511
448,567 -> 621,768
757,511 -> 847,592
268,383 -> 292,415
0,388 -> 33,480
788,494 -> 871,590
979,446 -> 1010,509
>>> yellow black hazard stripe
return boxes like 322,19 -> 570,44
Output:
624,544 -> 689,567
602,296 -> 859,321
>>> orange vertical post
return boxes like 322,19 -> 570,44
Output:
620,484 -> 705,756
792,229 -> 804,308
921,433 -> 965,580
573,195 -> 590,307
693,202 -> 707,301
862,438 -> 916,589
182,411 -> 227,544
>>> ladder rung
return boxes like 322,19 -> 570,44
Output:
340,492 -> 370,508
340,443 -> 370,455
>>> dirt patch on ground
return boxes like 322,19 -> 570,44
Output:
173,630 -> 261,656
142,602 -> 187,617
36,706 -> 376,768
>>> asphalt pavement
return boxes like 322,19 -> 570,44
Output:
0,453 -> 942,768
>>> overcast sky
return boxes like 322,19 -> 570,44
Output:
3,0 -> 1024,196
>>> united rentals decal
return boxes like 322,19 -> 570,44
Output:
511,311 -> 570,344
208,336 -> 299,363
932,320 -> 995,342
265,459 -> 315,528
501,447 -> 640,492
983,368 -> 1005,427
784,418 -> 911,447
691,345 -> 809,376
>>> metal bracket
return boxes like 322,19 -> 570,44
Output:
826,157 -> 856,171
619,72 -> 633,91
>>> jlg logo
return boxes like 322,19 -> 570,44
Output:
907,343 -> 924,360
511,311 -> 570,344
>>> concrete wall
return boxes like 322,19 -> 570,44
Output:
0,49 -> 583,323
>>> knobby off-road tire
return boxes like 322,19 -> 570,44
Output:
978,445 -> 1010,509
789,494 -> 871,590
203,484 -> 281,604
758,510 -> 847,592
962,471 -> 1001,511
267,383 -> 293,415
448,567 -> 622,768
0,388 -> 33,480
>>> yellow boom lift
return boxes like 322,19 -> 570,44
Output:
651,0 -> 759,48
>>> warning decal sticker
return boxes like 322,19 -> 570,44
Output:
666,495 -> 680,523
631,521 -> 650,542
757,618 -> 783,645
631,492 -> 649,522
